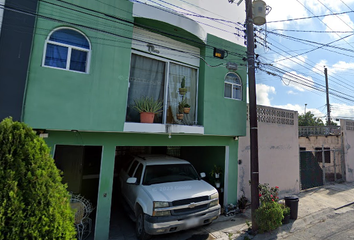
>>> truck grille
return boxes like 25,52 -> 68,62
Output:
171,196 -> 209,215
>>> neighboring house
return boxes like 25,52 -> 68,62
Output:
0,1 -> 247,239
0,0 -> 38,121
298,125 -> 345,189
238,105 -> 300,200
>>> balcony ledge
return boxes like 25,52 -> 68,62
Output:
123,123 -> 204,135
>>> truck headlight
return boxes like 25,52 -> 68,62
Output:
153,201 -> 171,216
210,192 -> 219,207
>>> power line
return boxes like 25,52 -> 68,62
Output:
267,9 -> 354,23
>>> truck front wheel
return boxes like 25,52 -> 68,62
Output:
135,206 -> 151,240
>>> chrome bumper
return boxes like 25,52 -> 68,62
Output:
144,205 -> 220,235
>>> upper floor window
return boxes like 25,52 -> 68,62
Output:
126,53 -> 198,125
224,72 -> 242,100
43,28 -> 90,73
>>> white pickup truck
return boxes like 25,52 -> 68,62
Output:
119,155 -> 221,240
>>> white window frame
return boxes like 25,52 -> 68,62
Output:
129,50 -> 199,124
224,72 -> 242,100
42,27 -> 91,74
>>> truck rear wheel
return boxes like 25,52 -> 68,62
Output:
136,206 -> 151,240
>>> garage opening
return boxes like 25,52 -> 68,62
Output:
54,145 -> 102,239
109,146 -> 225,239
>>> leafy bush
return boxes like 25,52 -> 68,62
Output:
258,183 -> 279,203
255,202 -> 283,233
280,204 -> 290,216
0,118 -> 76,239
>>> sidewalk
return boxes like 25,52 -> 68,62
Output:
202,181 -> 354,240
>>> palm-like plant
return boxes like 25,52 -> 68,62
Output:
133,96 -> 163,114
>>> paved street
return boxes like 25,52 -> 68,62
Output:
284,206 -> 354,240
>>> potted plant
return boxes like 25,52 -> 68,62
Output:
178,77 -> 187,95
210,165 -> 223,179
215,179 -> 221,188
133,96 -> 163,123
183,103 -> 191,114
237,195 -> 248,213
177,101 -> 184,120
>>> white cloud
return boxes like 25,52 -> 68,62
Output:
255,84 -> 276,106
282,71 -> 314,92
273,104 -> 324,118
312,60 -> 327,75
265,0 -> 312,29
287,90 -> 297,95
322,14 -> 354,39
274,55 -> 307,69
331,61 -> 354,74
330,103 -> 354,120
313,60 -> 354,76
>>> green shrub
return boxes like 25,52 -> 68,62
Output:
0,118 -> 76,240
255,202 -> 283,233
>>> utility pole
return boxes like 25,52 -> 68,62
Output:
304,103 -> 307,114
324,67 -> 331,125
245,0 -> 259,231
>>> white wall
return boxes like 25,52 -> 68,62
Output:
341,119 -> 354,182
238,106 -> 300,201
0,0 -> 5,36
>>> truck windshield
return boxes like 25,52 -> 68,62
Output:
142,164 -> 200,185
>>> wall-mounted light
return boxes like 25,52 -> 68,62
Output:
213,48 -> 225,59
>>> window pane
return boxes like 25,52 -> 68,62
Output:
126,54 -> 165,123
70,49 -> 87,72
50,29 -> 90,49
225,73 -> 240,84
44,43 -> 68,69
233,85 -> 241,100
168,63 -> 197,125
224,83 -> 232,98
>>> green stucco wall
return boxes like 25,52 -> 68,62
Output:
24,4 -> 247,137
24,0 -> 134,131
199,34 -> 247,136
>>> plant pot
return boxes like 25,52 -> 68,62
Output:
183,107 -> 190,114
140,112 -> 155,123
214,173 -> 220,179
282,214 -> 290,224
215,181 -> 220,188
179,88 -> 187,95
176,113 -> 184,120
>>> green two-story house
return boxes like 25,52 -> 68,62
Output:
3,0 -> 247,239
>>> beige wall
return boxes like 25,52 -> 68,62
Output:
238,106 -> 300,201
341,119 -> 354,182
299,135 -> 342,171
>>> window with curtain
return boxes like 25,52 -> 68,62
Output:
224,72 -> 242,100
126,53 -> 198,125
43,28 -> 90,73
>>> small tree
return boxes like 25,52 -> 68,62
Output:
298,111 -> 324,126
0,118 -> 76,239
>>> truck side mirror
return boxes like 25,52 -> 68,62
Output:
200,172 -> 206,178
126,177 -> 137,184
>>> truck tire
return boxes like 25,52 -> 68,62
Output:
136,206 -> 151,240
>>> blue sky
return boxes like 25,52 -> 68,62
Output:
142,0 -> 354,123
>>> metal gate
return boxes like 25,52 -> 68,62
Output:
300,147 -> 344,190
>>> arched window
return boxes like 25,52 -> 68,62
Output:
43,28 -> 90,73
224,72 -> 242,100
